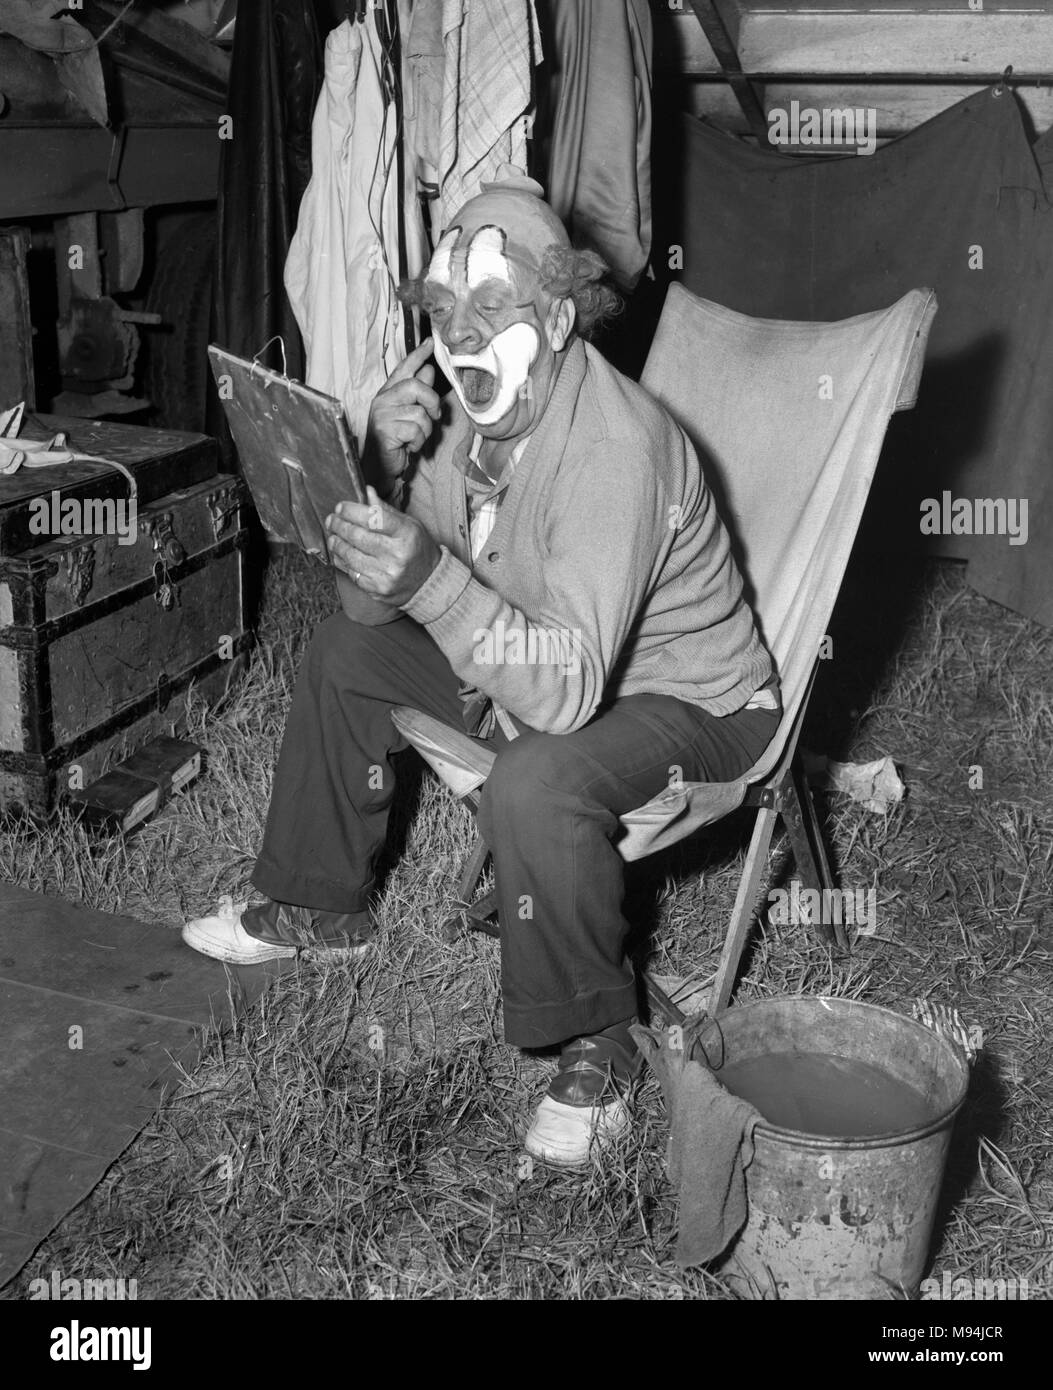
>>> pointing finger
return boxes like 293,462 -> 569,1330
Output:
386,337 -> 434,385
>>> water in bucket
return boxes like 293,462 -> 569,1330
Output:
717,1051 -> 932,1137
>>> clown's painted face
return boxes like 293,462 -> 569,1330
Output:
421,222 -> 573,438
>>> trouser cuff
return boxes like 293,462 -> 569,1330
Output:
251,858 -> 375,917
242,899 -> 373,947
502,981 -> 640,1050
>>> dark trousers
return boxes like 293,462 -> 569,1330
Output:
252,612 -> 779,1048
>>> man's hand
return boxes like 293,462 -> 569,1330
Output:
326,486 -> 441,608
367,336 -> 442,487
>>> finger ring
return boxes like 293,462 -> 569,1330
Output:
353,570 -> 361,584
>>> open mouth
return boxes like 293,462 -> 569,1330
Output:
458,366 -> 497,407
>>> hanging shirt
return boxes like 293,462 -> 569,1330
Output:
284,13 -> 427,450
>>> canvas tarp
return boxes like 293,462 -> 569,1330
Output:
665,88 -> 1052,629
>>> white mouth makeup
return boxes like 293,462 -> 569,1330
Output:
434,321 -> 540,426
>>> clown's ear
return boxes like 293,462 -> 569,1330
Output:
547,295 -> 577,352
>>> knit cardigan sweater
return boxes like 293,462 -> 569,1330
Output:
397,336 -> 772,735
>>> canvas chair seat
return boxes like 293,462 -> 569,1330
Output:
392,283 -> 937,1013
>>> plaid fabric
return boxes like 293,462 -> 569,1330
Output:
466,432 -> 530,560
438,0 -> 542,227
459,432 -> 531,735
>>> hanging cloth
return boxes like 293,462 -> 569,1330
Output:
664,88 -> 1053,630
435,0 -> 543,232
543,0 -> 653,289
216,0 -> 334,381
284,12 -> 428,448
405,0 -> 445,204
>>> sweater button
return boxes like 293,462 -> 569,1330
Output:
486,550 -> 499,562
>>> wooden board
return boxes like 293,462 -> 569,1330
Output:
0,881 -> 294,1287
740,11 -> 1053,75
0,228 -> 34,414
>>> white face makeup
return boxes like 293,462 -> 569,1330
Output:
433,321 -> 541,426
428,226 -> 458,287
465,226 -> 513,290
424,223 -> 547,427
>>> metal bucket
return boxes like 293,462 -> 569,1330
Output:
696,995 -> 969,1300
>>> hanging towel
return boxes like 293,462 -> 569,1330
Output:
437,0 -> 542,231
284,14 -> 427,449
543,0 -> 653,288
632,1020 -> 762,1268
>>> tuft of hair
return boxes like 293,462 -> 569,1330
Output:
536,245 -> 623,338
397,275 -> 428,311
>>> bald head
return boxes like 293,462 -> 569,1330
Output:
429,171 -> 572,296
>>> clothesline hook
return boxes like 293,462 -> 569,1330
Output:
994,65 -> 1014,96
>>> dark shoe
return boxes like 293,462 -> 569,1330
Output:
242,899 -> 374,955
547,1017 -> 643,1106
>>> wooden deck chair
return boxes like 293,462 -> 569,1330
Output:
391,284 -> 937,1017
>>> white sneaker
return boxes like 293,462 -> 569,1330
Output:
182,898 -> 298,964
524,1094 -> 631,1168
183,896 -> 373,964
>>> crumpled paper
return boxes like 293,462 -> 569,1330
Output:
803,750 -> 905,813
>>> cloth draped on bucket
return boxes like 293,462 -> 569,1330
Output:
632,1021 -> 762,1267
664,88 -> 1053,630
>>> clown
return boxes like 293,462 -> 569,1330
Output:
363,168 -> 618,500
416,172 -> 579,436
184,170 -> 778,1170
